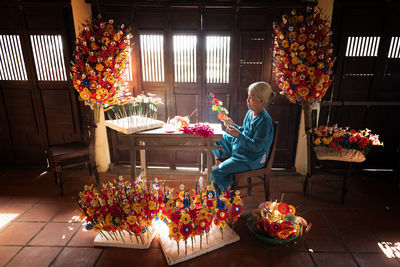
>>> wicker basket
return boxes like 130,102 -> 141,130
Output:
246,215 -> 300,245
313,146 -> 366,163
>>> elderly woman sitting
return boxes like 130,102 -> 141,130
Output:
211,81 -> 275,193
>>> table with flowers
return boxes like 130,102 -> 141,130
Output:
128,124 -> 224,182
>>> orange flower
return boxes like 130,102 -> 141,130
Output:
282,40 -> 289,48
283,81 -> 290,89
297,64 -> 306,72
307,67 -> 315,76
290,42 -> 299,51
292,76 -> 300,85
309,56 -> 317,64
291,57 -> 299,65
298,33 -> 306,43
217,113 -> 227,121
306,40 -> 315,49
298,87 -> 309,97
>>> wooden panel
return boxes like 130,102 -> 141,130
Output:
175,94 -> 199,122
203,9 -> 234,31
0,90 -> 13,163
3,88 -> 45,164
340,77 -> 373,101
41,89 -> 79,145
25,7 -> 66,32
341,8 -> 386,35
136,10 -> 166,30
0,7 -> 21,31
238,11 -> 266,30
171,8 -> 200,30
343,58 -> 376,74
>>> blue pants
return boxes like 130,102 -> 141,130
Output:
211,134 -> 263,193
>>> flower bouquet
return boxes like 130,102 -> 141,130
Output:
310,125 -> 383,162
70,16 -> 132,122
247,201 -> 310,244
105,93 -> 165,134
208,93 -> 229,122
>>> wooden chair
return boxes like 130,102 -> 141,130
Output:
233,121 -> 278,201
46,106 -> 99,195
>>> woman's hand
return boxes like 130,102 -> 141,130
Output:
224,117 -> 234,128
226,125 -> 240,137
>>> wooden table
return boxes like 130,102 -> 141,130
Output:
129,124 -> 223,182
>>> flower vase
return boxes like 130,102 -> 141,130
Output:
94,105 -> 111,172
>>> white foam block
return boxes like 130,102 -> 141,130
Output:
93,228 -> 156,249
105,116 -> 164,134
156,221 -> 240,266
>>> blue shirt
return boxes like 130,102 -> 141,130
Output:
232,109 -> 274,167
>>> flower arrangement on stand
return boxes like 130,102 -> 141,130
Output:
248,200 -> 311,244
76,176 -> 162,245
161,183 -> 243,255
70,15 -> 132,123
104,93 -> 165,134
272,7 -> 335,194
310,125 -> 383,162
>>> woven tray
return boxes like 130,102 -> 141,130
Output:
313,146 -> 366,163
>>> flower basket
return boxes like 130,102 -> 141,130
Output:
246,215 -> 300,245
313,146 -> 366,163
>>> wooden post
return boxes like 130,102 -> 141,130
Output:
301,101 -> 313,196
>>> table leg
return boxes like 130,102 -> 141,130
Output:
139,141 -> 146,178
206,139 -> 212,184
130,135 -> 136,183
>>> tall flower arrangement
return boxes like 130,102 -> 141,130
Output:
273,7 -> 334,104
70,16 -> 132,122
272,7 -> 335,194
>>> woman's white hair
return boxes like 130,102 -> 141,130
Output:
248,81 -> 274,102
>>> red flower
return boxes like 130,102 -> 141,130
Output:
180,224 -> 193,238
216,209 -> 227,221
329,142 -> 336,148
280,221 -> 293,230
263,221 -> 271,233
232,204 -> 242,216
170,212 -> 180,224
337,145 -> 343,151
278,203 -> 289,215
270,222 -> 281,233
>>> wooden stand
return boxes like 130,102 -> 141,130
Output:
93,228 -> 156,249
156,221 -> 240,266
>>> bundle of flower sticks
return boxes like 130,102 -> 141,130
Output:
76,176 -> 162,244
76,177 -> 243,253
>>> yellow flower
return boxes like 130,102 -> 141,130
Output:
198,208 -> 208,219
91,42 -> 99,50
282,40 -> 289,48
314,138 -> 321,145
127,216 -> 137,225
298,87 -> 309,97
180,213 -> 191,224
123,205 -> 130,214
283,81 -> 290,89
101,37 -> 110,46
95,64 -> 104,72
166,200 -> 174,210
291,57 -> 299,65
148,200 -> 156,210
113,34 -> 121,42
233,196 -> 241,205
297,64 -> 306,72
306,40 -> 315,49
105,214 -> 112,225
307,67 -> 315,76
322,138 -> 330,145
133,203 -> 142,213
290,42 -> 299,51
106,24 -> 114,32
80,90 -> 90,100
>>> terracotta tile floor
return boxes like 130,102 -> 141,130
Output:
0,168 -> 399,267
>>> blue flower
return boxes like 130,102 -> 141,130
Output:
207,190 -> 215,199
217,200 -> 226,209
85,222 -> 94,230
183,198 -> 190,207
82,79 -> 90,87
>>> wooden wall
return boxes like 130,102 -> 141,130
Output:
0,1 -> 80,167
